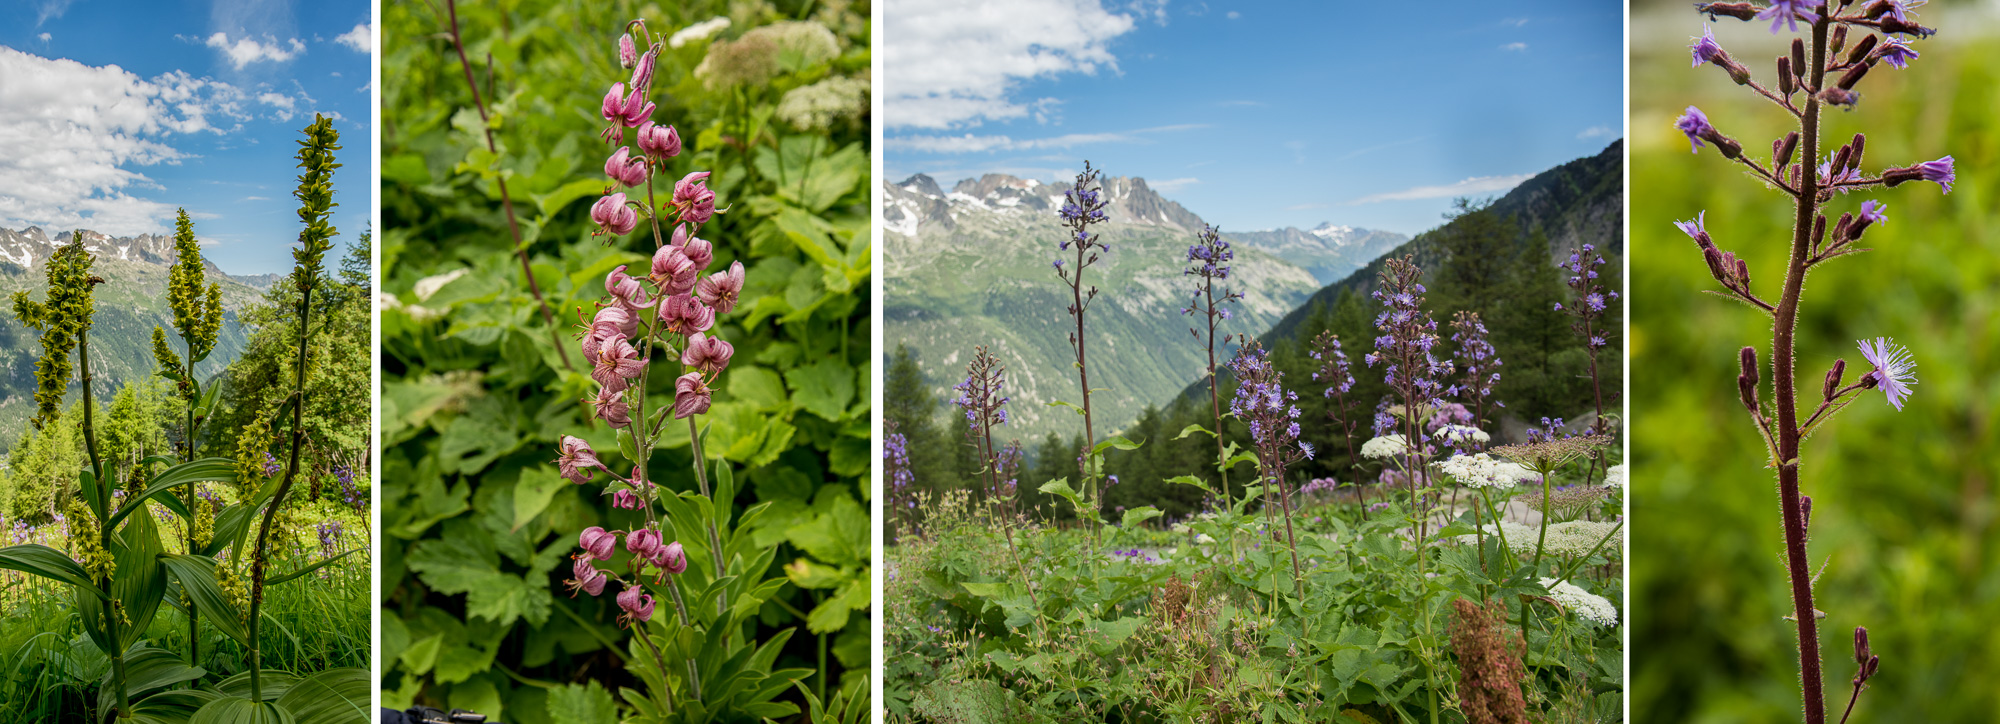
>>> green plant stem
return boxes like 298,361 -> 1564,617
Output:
1532,471 -> 1552,571
250,271 -> 315,703
684,417 -> 727,617
80,329 -> 127,718
662,578 -> 703,700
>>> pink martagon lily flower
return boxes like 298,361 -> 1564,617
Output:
674,372 -> 713,419
682,332 -> 734,374
697,261 -> 745,315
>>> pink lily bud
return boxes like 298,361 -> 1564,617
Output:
682,332 -> 733,374
617,585 -> 655,624
674,372 -> 712,419
650,245 -> 698,296
637,121 -> 681,160
697,261 -> 745,315
629,48 -> 657,94
654,541 -> 688,575
591,337 -> 647,393
603,264 -> 654,310
578,526 -> 618,560
611,488 -> 643,509
625,527 -> 663,559
592,193 -> 638,236
555,435 -> 606,485
656,294 -> 714,337
618,34 -> 638,69
672,172 -> 716,224
590,385 -> 632,428
604,147 -> 649,187
567,558 -> 608,597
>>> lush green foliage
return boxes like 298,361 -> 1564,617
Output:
378,1 -> 870,721
1630,20 -> 2000,723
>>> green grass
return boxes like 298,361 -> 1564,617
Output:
0,499 -> 370,723
1630,13 -> 2000,722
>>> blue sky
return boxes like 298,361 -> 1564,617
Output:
884,0 -> 1624,237
0,0 -> 372,276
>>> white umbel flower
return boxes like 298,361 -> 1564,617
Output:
1603,463 -> 1628,489
1439,425 -> 1491,444
1361,434 -> 1409,459
1435,453 -> 1536,489
1543,520 -> 1623,558
1541,577 -> 1618,627
669,17 -> 731,48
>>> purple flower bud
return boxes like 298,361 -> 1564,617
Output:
654,541 -> 687,575
612,488 -> 642,509
617,585 -> 655,624
567,559 -> 608,597
619,34 -> 638,68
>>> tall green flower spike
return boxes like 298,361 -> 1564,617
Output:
290,114 -> 341,294
12,236 -> 98,429
154,208 -> 225,396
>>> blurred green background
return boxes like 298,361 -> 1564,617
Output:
1631,2 -> 1999,721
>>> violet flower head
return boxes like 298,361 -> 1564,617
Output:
673,372 -> 712,418
950,347 -> 1010,435
674,228 -> 715,271
885,431 -> 914,500
1858,199 -> 1888,225
651,246 -> 699,297
1227,341 -> 1308,482
591,337 -> 647,392
1758,0 -> 1821,34
656,294 -> 715,336
589,384 -> 632,428
625,526 -> 663,559
673,171 -> 717,224
1876,36 -> 1919,69
567,559 -> 608,597
1917,156 -> 1954,193
1857,337 -> 1917,411
1675,106 -> 1715,153
1690,25 -> 1726,67
1674,211 -> 1708,243
1313,332 -> 1356,397
578,526 -> 618,560
697,261 -> 746,315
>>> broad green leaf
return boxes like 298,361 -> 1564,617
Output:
1121,506 -> 1164,529
274,668 -> 369,724
547,681 -> 618,724
159,555 -> 248,646
107,458 -> 237,530
1176,423 -> 1215,440
0,544 -> 105,597
265,548 -> 363,587
1165,475 -> 1213,494
510,465 -> 565,532
785,357 -> 854,421
112,508 -> 169,649
190,696 -> 293,724
101,648 -> 206,723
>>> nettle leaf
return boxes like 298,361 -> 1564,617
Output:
783,489 -> 868,567
786,357 -> 854,421
405,519 -> 551,628
726,364 -> 788,410
547,681 -> 618,724
753,136 -> 865,213
510,465 -> 566,532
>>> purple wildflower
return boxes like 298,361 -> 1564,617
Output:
1876,36 -> 1919,69
1858,200 -> 1887,225
1758,0 -> 1821,34
1675,106 -> 1714,153
1857,337 -> 1917,411
1690,25 -> 1725,67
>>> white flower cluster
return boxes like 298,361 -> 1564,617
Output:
1603,463 -> 1628,489
1361,434 -> 1409,459
776,76 -> 869,130
1450,521 -> 1539,553
1542,520 -> 1623,558
1439,425 -> 1491,444
1541,577 -> 1619,627
1435,453 -> 1536,489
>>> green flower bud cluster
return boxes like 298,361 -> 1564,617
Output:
290,115 -> 342,298
65,498 -> 114,583
190,486 -> 214,552
153,209 -> 225,400
12,239 -> 97,429
217,560 -> 250,626
234,415 -> 273,500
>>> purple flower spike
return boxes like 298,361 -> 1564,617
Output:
1877,37 -> 1919,69
1690,25 -> 1725,67
1857,337 -> 1917,411
1675,106 -> 1714,153
1858,200 -> 1887,225
1758,0 -> 1821,34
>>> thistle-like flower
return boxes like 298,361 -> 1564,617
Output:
1856,337 -> 1917,411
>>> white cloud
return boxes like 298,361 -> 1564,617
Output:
1348,174 -> 1535,205
1226,11 -> 1240,19
38,33 -> 52,43
0,47 -> 248,236
256,91 -> 297,121
1149,177 -> 1198,192
334,24 -> 370,52
1577,125 -> 1614,140
35,0 -> 72,26
889,123 -> 1205,153
885,0 -> 1136,129
1501,42 -> 1528,52
1503,17 -> 1530,27
205,32 -> 306,69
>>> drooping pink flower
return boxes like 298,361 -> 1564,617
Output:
697,261 -> 745,315
637,121 -> 681,160
592,193 -> 639,236
604,146 -> 649,187
656,294 -> 715,337
555,435 -> 607,485
682,332 -> 733,374
675,230 -> 714,271
674,372 -> 712,419
673,172 -> 716,224
581,306 -> 636,360
654,541 -> 687,575
650,246 -> 699,296
617,88 -> 655,128
578,526 -> 618,560
617,585 -> 655,624
625,527 -> 663,559
601,83 -> 628,124
590,385 -> 632,427
604,265 -> 654,310
567,558 -> 608,597
592,337 -> 647,392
